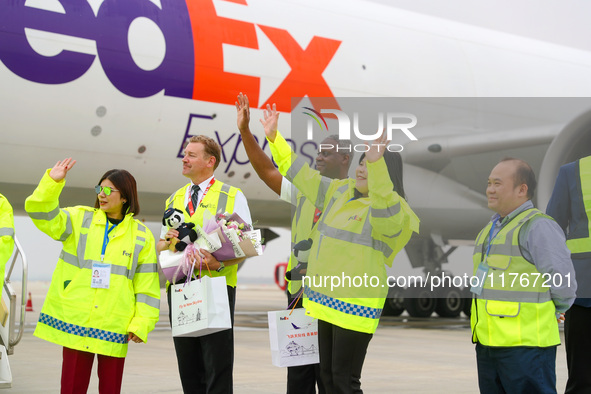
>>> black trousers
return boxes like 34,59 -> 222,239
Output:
565,304 -> 591,394
286,291 -> 324,394
167,284 -> 236,394
317,319 -> 372,394
475,343 -> 557,394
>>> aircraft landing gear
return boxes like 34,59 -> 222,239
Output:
383,286 -> 405,316
434,285 -> 464,318
403,284 -> 436,318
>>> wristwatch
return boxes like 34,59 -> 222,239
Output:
216,261 -> 225,272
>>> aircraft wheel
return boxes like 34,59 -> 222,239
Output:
403,285 -> 436,318
434,285 -> 464,318
382,287 -> 404,316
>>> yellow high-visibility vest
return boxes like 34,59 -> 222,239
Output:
286,191 -> 317,295
165,180 -> 240,287
26,170 -> 160,358
470,209 -> 560,347
270,132 -> 419,334
566,156 -> 591,257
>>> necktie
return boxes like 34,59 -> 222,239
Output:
313,208 -> 322,227
187,184 -> 200,214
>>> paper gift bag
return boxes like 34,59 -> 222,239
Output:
171,276 -> 231,337
268,308 -> 319,367
159,249 -> 185,282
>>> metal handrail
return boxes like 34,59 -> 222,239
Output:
5,236 -> 27,348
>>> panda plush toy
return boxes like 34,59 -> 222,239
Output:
162,208 -> 198,252
285,238 -> 313,281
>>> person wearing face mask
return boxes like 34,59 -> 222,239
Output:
263,106 -> 420,394
25,158 -> 160,394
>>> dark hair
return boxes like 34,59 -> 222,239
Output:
500,157 -> 536,199
187,135 -> 222,171
94,169 -> 140,216
356,151 -> 406,199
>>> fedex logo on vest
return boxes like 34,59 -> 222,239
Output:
0,0 -> 341,113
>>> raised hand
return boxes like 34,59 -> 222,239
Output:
365,132 -> 389,163
49,158 -> 76,182
260,103 -> 279,142
236,92 -> 250,132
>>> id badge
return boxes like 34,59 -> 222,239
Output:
91,262 -> 111,289
470,261 -> 489,296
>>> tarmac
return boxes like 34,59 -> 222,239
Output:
5,282 -> 569,393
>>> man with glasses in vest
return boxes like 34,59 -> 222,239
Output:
471,158 -> 576,394
157,135 -> 252,394
236,93 -> 351,394
546,155 -> 591,393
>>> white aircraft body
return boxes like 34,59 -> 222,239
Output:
1,0 -> 591,330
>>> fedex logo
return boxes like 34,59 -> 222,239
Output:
0,0 -> 341,112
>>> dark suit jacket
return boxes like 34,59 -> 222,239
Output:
547,158 -> 591,306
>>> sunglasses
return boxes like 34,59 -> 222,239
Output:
95,185 -> 120,196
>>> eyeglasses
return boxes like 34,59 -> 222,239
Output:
95,185 -> 119,196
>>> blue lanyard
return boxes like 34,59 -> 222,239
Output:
484,218 -> 500,258
101,222 -> 118,261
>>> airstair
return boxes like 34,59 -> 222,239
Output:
0,237 -> 28,388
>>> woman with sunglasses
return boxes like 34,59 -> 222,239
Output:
25,158 -> 160,394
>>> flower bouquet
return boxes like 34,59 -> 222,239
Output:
202,211 -> 264,261
160,209 -> 223,283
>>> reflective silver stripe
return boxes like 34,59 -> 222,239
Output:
136,263 -> 159,274
28,206 -> 60,221
287,155 -> 306,181
320,184 -> 348,219
81,211 -> 93,229
136,233 -> 146,244
479,288 -> 552,303
369,202 -> 400,218
0,227 -> 14,237
217,183 -> 231,212
488,245 -> 522,258
57,209 -> 73,242
478,210 -> 541,257
111,265 -> 130,277
77,211 -> 94,268
317,217 -> 393,258
313,183 -> 392,258
166,192 -> 176,210
314,177 -> 332,209
294,197 -> 306,225
59,250 -> 79,268
80,259 -> 94,270
494,210 -> 539,248
136,293 -> 160,309
128,228 -> 146,280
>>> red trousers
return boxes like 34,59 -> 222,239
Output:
61,347 -> 126,394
